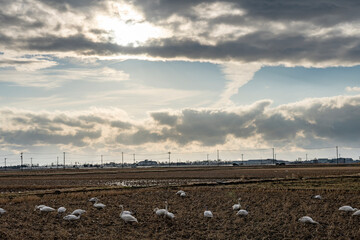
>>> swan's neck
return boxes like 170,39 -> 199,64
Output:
120,205 -> 124,215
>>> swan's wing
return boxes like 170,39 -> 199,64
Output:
232,204 -> 240,210
166,212 -> 175,219
122,214 -> 138,222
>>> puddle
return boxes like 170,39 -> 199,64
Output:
104,179 -> 230,187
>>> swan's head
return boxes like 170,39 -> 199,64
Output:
354,208 -> 359,211
154,208 -> 159,212
78,210 -> 86,215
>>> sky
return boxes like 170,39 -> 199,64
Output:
1,0 -> 360,166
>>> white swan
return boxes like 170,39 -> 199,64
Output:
232,198 -> 241,210
120,205 -> 138,223
204,207 -> 213,218
180,192 -> 186,197
298,216 -> 319,224
352,210 -> 360,216
176,190 -> 185,195
39,206 -> 55,212
89,197 -> 98,202
119,205 -> 132,216
93,200 -> 106,209
339,206 -> 358,212
71,209 -> 86,215
0,208 -> 6,214
236,209 -> 248,216
34,205 -> 47,211
313,195 -> 322,199
154,207 -> 167,216
58,207 -> 66,213
63,214 -> 81,221
164,201 -> 175,219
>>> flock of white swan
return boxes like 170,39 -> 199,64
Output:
0,192 -> 359,225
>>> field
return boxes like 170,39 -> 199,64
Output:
1,165 -> 360,239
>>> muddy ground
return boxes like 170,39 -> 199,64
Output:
0,165 -> 360,239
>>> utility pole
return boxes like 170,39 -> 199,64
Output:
30,157 -> 32,170
4,158 -> 6,171
20,152 -> 23,171
133,153 -> 135,165
57,156 -> 59,169
336,146 -> 339,164
63,152 -> 66,169
168,152 -> 171,167
241,154 -> 244,163
101,155 -> 103,167
306,154 -> 308,161
122,152 -> 124,168
272,148 -> 275,164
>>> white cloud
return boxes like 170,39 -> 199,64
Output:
0,67 -> 130,88
192,2 -> 245,19
0,52 -> 58,71
216,62 -> 262,107
346,86 -> 360,92
2,94 -> 360,157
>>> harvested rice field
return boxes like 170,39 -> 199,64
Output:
1,165 -> 360,239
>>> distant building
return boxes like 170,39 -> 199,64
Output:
311,158 -> 354,164
332,158 -> 354,164
233,159 -> 285,166
137,159 -> 158,166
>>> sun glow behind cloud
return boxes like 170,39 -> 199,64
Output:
97,3 -> 168,46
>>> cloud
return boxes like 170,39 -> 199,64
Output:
0,53 -> 58,71
0,66 -> 129,87
150,112 -> 178,126
346,86 -> 360,92
216,62 -> 262,106
115,95 -> 360,148
3,0 -> 360,100
2,95 -> 360,154
0,0 -> 360,67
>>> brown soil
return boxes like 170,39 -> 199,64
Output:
0,165 -> 360,239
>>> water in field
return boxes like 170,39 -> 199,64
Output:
104,178 -> 232,187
